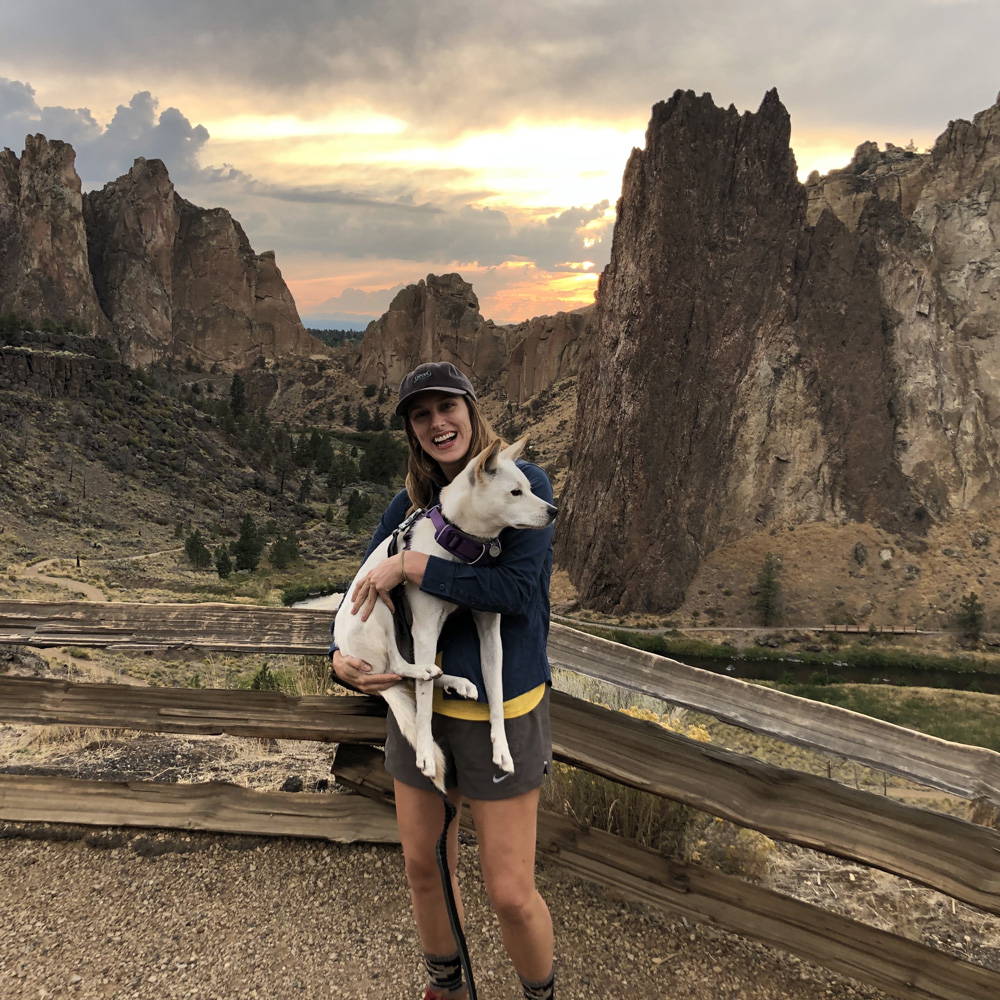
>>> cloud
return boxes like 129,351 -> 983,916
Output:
3,0 -> 1000,139
0,78 -> 209,185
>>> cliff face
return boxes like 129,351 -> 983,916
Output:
0,136 -> 110,336
559,88 -> 1000,613
357,272 -> 589,402
0,137 -> 318,368
504,307 -> 591,404
84,157 -> 317,367
357,273 -> 510,388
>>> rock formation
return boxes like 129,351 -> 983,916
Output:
504,307 -> 591,404
85,157 -> 317,366
357,272 -> 588,403
559,89 -> 1000,612
357,273 -> 510,388
0,136 -> 318,368
0,136 -> 110,336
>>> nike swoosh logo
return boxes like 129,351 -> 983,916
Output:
492,772 -> 511,783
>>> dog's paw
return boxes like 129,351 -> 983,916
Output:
436,675 -> 478,699
416,744 -> 438,779
411,663 -> 442,682
491,738 -> 515,774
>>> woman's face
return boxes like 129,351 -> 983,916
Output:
407,390 -> 473,478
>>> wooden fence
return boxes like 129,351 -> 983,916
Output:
1,600 -> 999,999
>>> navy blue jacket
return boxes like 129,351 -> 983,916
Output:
331,461 -> 554,702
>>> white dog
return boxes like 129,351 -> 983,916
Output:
334,438 -> 556,792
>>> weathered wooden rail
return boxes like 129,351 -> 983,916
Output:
3,600 -> 998,806
4,673 -> 999,915
2,599 -> 1000,999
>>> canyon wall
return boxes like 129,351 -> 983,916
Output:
559,89 -> 1000,612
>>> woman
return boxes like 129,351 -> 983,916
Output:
330,360 -> 556,1000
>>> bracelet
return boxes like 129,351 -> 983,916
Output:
400,548 -> 406,584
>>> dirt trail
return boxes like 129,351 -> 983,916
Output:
20,558 -> 108,602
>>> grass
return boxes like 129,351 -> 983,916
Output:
574,624 -> 1000,676
771,682 -> 1000,750
546,668 -> 776,879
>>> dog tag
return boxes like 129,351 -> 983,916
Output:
488,540 -> 501,559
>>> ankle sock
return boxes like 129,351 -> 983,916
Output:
423,951 -> 464,996
520,969 -> 555,1000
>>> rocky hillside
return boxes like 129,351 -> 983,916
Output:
0,135 -> 321,369
559,88 -> 1000,614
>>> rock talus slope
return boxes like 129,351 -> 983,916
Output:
560,89 -> 1000,612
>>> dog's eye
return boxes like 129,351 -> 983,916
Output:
510,489 -> 522,496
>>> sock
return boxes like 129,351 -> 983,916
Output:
423,951 -> 464,996
520,969 -> 555,1000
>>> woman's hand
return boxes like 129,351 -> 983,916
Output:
351,552 -> 405,621
330,649 -> 401,694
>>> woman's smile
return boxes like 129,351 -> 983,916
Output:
408,392 -> 472,474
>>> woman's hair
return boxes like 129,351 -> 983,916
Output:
403,393 -> 503,510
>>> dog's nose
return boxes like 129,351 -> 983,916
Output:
547,505 -> 558,521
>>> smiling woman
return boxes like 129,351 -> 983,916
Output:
330,360 -> 559,999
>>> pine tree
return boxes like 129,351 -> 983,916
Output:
342,404 -> 354,426
184,529 -> 212,569
957,591 -> 985,641
359,431 -> 408,485
755,552 -> 781,626
215,545 -> 233,579
356,403 -> 372,431
269,530 -> 300,570
229,373 -> 247,419
346,491 -> 372,532
233,514 -> 263,572
297,473 -> 313,502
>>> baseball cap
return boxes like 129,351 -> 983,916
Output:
395,361 -> 477,416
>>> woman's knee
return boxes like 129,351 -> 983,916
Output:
485,876 -> 536,924
403,848 -> 444,894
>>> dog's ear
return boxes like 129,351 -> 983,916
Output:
500,437 -> 527,463
472,439 -> 503,480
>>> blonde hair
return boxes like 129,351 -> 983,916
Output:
403,393 -> 503,510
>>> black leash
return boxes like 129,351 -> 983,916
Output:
435,795 -> 477,1000
387,508 -> 477,996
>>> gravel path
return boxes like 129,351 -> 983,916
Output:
0,821 -> 885,1000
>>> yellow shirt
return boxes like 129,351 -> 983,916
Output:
433,681 -> 546,720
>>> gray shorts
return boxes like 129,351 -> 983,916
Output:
384,687 -> 551,801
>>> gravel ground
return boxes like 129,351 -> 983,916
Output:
0,821 -> 887,1000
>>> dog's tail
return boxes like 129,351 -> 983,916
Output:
381,684 -> 446,793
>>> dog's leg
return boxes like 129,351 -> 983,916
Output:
409,625 -> 446,788
473,611 -> 513,773
434,674 -> 478,699
381,682 -> 446,794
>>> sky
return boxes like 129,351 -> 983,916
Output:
1,0 -> 998,328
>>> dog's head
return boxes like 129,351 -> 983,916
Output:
459,438 -> 557,532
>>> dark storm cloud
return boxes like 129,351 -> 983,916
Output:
4,0 -> 999,137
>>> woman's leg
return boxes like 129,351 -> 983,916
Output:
468,787 -> 554,983
394,780 -> 468,978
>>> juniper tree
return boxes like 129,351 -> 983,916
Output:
957,591 -> 985,641
755,552 -> 782,627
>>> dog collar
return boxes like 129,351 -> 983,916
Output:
427,505 -> 501,565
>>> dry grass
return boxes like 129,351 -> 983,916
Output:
547,668 -> 776,879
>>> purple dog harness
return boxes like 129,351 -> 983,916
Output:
425,505 -> 502,565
